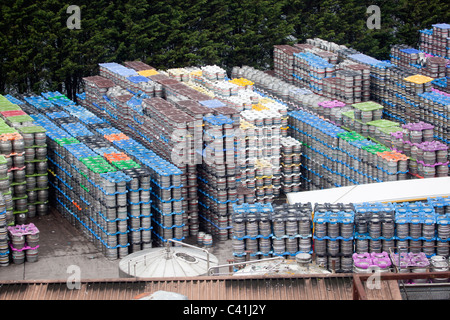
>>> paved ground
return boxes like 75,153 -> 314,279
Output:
0,209 -> 234,281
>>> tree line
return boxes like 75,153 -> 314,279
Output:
0,0 -> 448,99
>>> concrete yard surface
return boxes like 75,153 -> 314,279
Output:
0,209 -> 234,281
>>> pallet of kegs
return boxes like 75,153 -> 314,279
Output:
394,201 -> 437,257
316,100 -> 346,123
18,93 -> 186,254
123,61 -> 156,72
395,121 -> 434,147
337,131 -> 386,184
408,140 -> 449,178
17,125 -> 49,221
303,46 -> 339,65
375,151 -> 409,181
353,202 -> 396,254
419,23 -> 450,59
280,136 -> 302,194
389,252 -> 430,278
289,109 -> 347,189
391,45 -> 448,79
273,45 -> 302,84
351,101 -> 383,125
430,255 -> 450,282
390,45 -> 423,69
197,163 -> 237,240
231,66 -> 330,116
435,213 -> 450,257
313,203 -> 355,272
107,135 -> 186,245
199,112 -> 240,219
346,53 -> 393,105
271,202 -> 313,258
0,193 -> 8,266
341,62 -> 371,102
142,97 -> 198,164
82,76 -> 116,112
431,77 -> 449,93
0,121 -> 28,225
123,167 -> 152,251
0,152 -> 12,226
99,62 -> 139,89
323,69 -> 363,104
381,66 -> 417,122
231,203 -> 274,262
417,89 -> 449,148
305,38 -> 351,57
7,223 -> 40,264
293,52 -> 336,94
428,196 -> 450,215
366,119 -> 401,147
352,252 -> 391,273
98,93 -> 200,239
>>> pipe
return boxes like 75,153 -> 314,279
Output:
207,256 -> 285,276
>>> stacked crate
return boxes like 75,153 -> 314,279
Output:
316,100 -> 347,122
188,68 -> 284,204
0,110 -> 44,224
238,119 -> 258,203
98,62 -> 139,89
30,110 -> 132,259
390,121 -> 448,178
341,63 -> 371,102
0,97 -> 27,225
413,141 -> 449,178
0,124 -> 18,226
289,110 -> 387,189
17,125 -> 49,221
81,76 -> 116,113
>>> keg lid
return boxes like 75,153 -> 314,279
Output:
295,252 -> 312,262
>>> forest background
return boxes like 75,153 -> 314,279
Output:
0,0 -> 449,99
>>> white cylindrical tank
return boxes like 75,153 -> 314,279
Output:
119,243 -> 219,278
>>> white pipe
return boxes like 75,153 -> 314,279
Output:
207,256 -> 285,276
